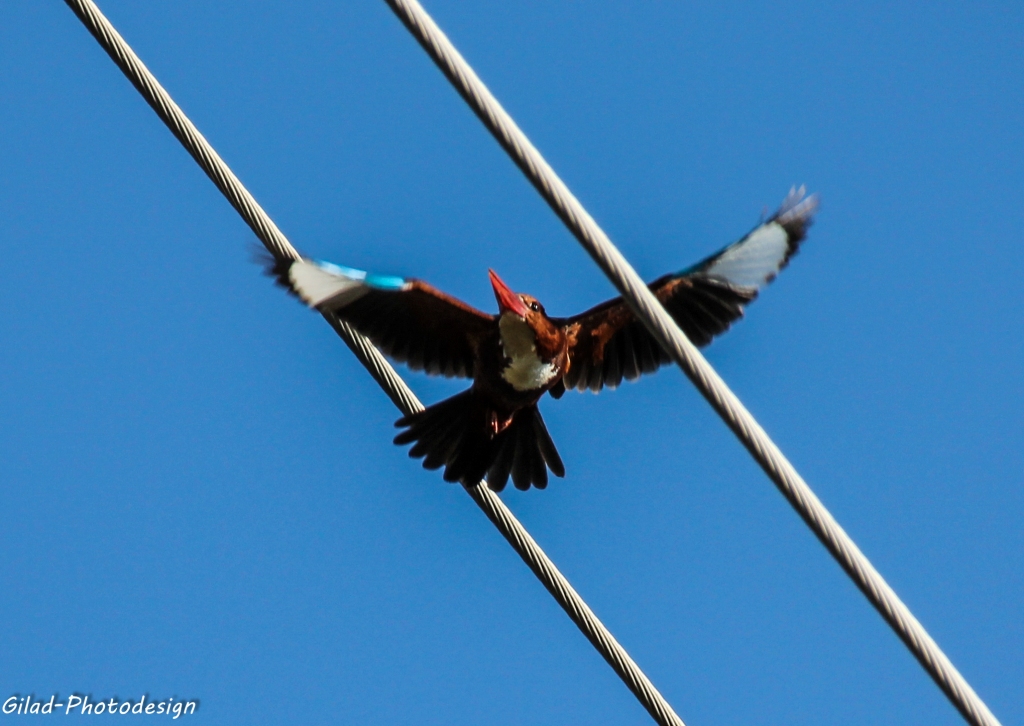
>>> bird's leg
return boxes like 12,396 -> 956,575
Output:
488,410 -> 515,438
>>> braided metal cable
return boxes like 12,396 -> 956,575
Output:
63,2 -> 687,724
463,484 -> 685,726
382,1 -> 1002,725
63,0 -> 298,264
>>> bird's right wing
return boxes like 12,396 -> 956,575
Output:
555,187 -> 818,392
268,258 -> 494,378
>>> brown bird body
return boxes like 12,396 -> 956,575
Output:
269,188 -> 818,491
390,272 -> 572,490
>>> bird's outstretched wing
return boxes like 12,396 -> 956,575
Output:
268,258 -> 493,378
554,187 -> 819,393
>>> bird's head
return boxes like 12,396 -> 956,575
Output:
488,269 -> 562,351
489,269 -> 546,319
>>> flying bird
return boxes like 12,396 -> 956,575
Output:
268,187 -> 818,491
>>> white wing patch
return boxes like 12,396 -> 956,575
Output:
288,260 -> 373,308
702,222 -> 789,289
290,258 -> 405,309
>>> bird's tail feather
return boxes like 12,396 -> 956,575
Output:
487,405 -> 564,491
394,391 -> 564,491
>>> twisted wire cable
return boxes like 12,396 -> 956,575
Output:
382,1 -> 1002,725
63,1 -> 687,724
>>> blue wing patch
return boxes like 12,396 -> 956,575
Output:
364,272 -> 408,291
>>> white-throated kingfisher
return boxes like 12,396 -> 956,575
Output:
268,188 -> 818,491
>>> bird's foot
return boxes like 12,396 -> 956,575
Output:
487,411 -> 515,437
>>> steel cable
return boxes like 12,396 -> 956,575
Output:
63,1 -> 687,724
382,1 -> 1002,725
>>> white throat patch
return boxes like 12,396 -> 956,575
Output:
498,314 -> 558,391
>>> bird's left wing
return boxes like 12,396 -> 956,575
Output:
270,258 -> 494,378
554,187 -> 818,393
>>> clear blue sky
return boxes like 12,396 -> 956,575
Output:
2,2 -> 1021,724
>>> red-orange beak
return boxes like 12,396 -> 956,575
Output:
489,269 -> 529,317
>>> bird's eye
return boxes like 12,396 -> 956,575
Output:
530,301 -> 540,312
